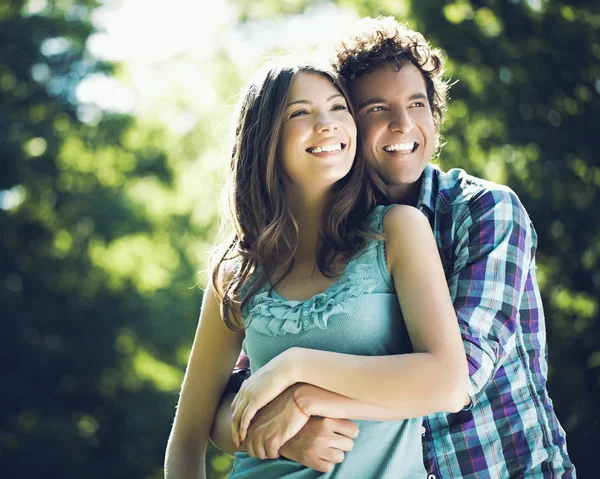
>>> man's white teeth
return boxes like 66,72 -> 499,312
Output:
384,143 -> 415,152
308,143 -> 343,153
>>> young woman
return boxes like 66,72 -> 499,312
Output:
164,55 -> 468,479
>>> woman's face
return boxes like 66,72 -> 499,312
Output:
277,72 -> 357,191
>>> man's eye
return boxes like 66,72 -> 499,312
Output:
367,106 -> 386,113
290,110 -> 308,118
410,102 -> 426,108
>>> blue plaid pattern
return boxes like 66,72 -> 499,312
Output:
419,164 -> 575,478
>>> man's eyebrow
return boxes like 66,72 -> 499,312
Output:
358,93 -> 428,110
408,93 -> 428,101
358,98 -> 387,110
285,93 -> 344,109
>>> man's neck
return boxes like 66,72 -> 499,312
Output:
386,180 -> 422,207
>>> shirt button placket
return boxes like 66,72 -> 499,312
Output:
302,306 -> 309,326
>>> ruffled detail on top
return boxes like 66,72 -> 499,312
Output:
243,207 -> 387,337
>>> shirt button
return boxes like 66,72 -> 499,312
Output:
421,426 -> 426,435
303,320 -> 309,326
302,310 -> 309,317
428,475 -> 436,479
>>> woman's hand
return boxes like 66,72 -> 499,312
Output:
231,348 -> 299,446
243,385 -> 310,459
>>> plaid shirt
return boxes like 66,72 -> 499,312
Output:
419,164 -> 575,478
229,164 -> 575,478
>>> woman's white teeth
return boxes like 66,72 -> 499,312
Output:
309,143 -> 343,153
384,143 -> 415,152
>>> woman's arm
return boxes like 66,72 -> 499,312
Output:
165,282 -> 244,479
287,206 -> 468,410
293,383 -> 433,420
232,206 -> 469,441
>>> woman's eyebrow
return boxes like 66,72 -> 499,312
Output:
286,93 -> 343,109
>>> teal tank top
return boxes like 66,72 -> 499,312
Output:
229,205 -> 427,479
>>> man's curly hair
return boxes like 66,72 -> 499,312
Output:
331,16 -> 449,131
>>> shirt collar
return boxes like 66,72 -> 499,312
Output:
416,163 -> 439,214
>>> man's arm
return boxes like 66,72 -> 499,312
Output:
449,187 -> 536,409
210,390 -> 359,473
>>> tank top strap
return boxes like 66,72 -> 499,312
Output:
354,205 -> 395,290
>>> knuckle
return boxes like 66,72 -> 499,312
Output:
265,437 -> 278,449
265,441 -> 280,458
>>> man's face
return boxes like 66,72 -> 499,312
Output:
353,62 -> 436,202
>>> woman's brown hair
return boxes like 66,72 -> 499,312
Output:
211,55 -> 381,329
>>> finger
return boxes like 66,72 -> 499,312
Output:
231,413 -> 238,448
330,434 -> 354,452
332,419 -> 359,439
231,398 -> 247,446
239,404 -> 257,442
313,460 -> 335,473
246,439 -> 256,458
321,448 -> 344,464
265,437 -> 281,460
255,440 -> 268,460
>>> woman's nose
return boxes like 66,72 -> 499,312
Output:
315,114 -> 338,133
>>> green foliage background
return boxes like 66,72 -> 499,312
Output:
1,0 -> 598,478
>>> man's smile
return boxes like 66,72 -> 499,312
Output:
383,142 -> 419,154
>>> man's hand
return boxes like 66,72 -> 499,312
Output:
279,417 -> 359,473
231,349 -> 298,446
244,385 -> 310,459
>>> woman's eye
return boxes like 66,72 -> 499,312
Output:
290,110 -> 308,118
332,104 -> 348,111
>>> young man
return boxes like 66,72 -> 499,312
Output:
210,16 -> 575,478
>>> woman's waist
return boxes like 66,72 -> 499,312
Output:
231,418 -> 426,478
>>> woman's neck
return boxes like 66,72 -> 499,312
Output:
285,185 -> 329,263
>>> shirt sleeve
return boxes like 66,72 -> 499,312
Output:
223,350 -> 251,395
449,187 -> 536,409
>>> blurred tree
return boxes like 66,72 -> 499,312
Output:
2,0 -> 598,477
0,0 -> 234,477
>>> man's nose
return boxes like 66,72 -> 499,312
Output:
389,109 -> 414,133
